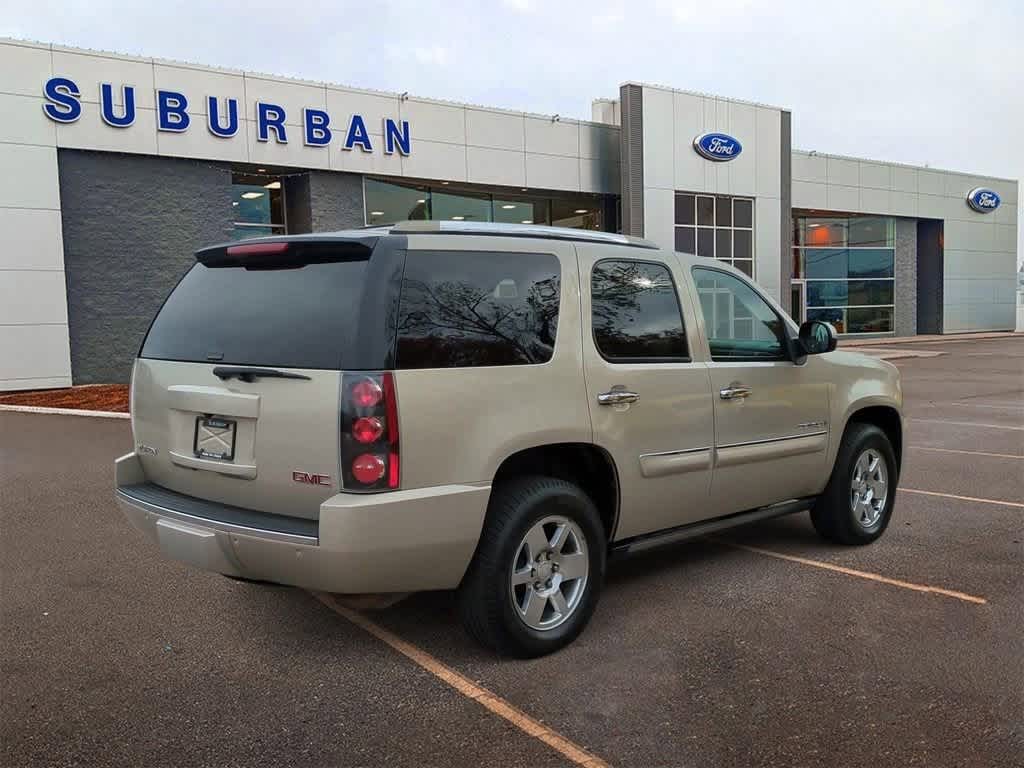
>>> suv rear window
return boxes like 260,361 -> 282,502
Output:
141,254 -> 369,370
396,250 -> 560,368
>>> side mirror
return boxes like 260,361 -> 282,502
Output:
798,320 -> 838,356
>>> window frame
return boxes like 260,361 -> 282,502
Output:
589,257 -> 692,365
691,265 -> 795,363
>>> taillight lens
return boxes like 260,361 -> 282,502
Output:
352,416 -> 383,444
341,372 -> 400,491
351,454 -> 386,484
351,379 -> 383,408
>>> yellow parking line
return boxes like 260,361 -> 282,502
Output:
910,446 -> 1022,460
311,592 -> 610,768
718,541 -> 987,605
900,487 -> 1024,509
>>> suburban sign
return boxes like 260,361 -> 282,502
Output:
41,76 -> 412,155
693,132 -> 742,162
966,187 -> 1001,213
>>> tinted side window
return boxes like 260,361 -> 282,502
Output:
692,267 -> 787,361
396,250 -> 560,368
591,260 -> 688,362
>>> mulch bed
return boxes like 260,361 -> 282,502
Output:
0,384 -> 129,412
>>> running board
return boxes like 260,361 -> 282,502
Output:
610,497 -> 816,559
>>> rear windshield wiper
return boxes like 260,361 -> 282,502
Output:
212,367 -> 312,383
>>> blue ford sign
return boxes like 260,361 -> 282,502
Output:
966,187 -> 1000,213
693,132 -> 742,162
41,76 -> 412,155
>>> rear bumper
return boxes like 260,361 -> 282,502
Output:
114,453 -> 490,593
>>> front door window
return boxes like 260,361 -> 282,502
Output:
692,268 -> 788,361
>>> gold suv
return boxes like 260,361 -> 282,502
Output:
116,222 -> 903,657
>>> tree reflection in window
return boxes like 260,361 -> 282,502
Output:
396,251 -> 560,368
591,260 -> 688,361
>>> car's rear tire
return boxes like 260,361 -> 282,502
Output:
457,475 -> 605,658
811,423 -> 898,545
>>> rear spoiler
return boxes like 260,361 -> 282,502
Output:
196,235 -> 380,268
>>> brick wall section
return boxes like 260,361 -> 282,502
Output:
894,218 -> 918,336
58,150 -> 234,384
308,171 -> 365,231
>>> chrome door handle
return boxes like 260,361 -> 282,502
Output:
597,390 -> 640,406
719,384 -> 752,400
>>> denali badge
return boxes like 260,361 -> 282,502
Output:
292,471 -> 332,486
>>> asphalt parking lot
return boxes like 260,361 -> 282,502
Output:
2,337 -> 1022,768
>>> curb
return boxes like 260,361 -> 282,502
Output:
0,404 -> 129,419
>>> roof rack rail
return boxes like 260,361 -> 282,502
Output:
390,220 -> 658,249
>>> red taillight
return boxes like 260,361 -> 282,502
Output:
351,379 -> 383,408
225,241 -> 289,256
351,453 -> 386,484
341,372 -> 400,490
352,416 -> 384,444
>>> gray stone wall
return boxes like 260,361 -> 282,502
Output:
894,218 -> 918,337
58,150 -> 234,384
308,171 -> 365,231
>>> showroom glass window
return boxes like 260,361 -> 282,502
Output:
364,177 -> 609,232
793,215 -> 895,334
231,173 -> 285,239
674,193 -> 755,277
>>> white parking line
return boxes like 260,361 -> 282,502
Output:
907,418 -> 1024,431
947,402 -> 1024,411
900,487 -> 1024,509
910,446 -> 1022,460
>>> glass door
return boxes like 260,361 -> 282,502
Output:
790,280 -> 806,323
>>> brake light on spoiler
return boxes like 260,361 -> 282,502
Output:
225,241 -> 290,256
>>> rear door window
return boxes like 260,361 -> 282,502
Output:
141,252 -> 369,370
396,250 -> 560,368
590,259 -> 689,362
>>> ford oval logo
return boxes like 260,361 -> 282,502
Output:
966,187 -> 1000,213
693,132 -> 742,162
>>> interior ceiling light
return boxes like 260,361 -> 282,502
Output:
501,204 -> 516,209
240,191 -> 264,199
370,211 -> 384,216
256,168 -> 267,172
574,209 -> 588,214
263,181 -> 281,189
521,219 -> 533,224
416,198 -> 426,204
451,215 -> 465,220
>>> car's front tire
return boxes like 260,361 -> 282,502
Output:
811,423 -> 898,545
457,475 -> 605,658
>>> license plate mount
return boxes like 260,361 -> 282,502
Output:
193,416 -> 237,461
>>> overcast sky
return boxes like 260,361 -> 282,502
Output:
4,0 -> 1021,266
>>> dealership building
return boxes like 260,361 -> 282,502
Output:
0,37 -> 1019,391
